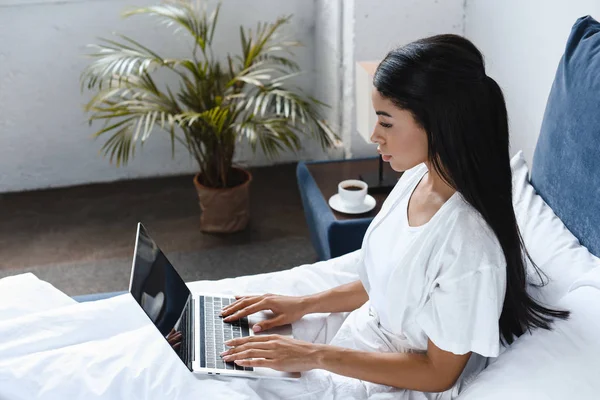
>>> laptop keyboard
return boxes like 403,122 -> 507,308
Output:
200,296 -> 253,371
177,299 -> 192,369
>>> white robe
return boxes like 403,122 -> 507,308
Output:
327,163 -> 507,399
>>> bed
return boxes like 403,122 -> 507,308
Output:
1,15 -> 599,400
459,14 -> 600,399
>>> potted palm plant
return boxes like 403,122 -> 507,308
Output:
81,0 -> 338,233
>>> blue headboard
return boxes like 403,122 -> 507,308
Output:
531,15 -> 600,258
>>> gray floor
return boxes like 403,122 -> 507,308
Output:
0,163 -> 318,296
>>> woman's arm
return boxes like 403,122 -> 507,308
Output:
223,335 -> 471,393
317,339 -> 471,392
219,280 -> 368,332
301,280 -> 368,314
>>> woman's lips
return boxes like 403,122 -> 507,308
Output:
377,148 -> 392,162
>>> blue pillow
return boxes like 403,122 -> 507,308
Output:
531,15 -> 600,258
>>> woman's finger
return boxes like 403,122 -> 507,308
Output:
223,299 -> 270,322
225,334 -> 280,347
233,358 -> 272,368
221,341 -> 276,356
222,349 -> 274,362
221,296 -> 261,316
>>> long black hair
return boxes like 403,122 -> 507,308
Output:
373,34 -> 569,345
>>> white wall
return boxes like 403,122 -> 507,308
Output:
347,0 -> 465,158
0,0 -> 317,193
10,0 -> 586,192
312,0 -> 345,161
465,0 -> 600,165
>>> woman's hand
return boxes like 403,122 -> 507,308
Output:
220,294 -> 310,332
220,334 -> 324,372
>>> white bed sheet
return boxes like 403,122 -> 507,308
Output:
2,249 -> 599,400
0,251 -> 375,400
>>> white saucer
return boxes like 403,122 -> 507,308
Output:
328,194 -> 376,214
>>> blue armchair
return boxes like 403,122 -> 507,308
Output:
296,158 -> 380,261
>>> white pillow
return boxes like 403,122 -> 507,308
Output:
569,265 -> 600,292
456,154 -> 600,399
510,151 -> 600,305
0,273 -> 75,320
458,286 -> 600,399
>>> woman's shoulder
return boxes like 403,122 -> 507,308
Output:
434,195 -> 506,271
443,194 -> 495,235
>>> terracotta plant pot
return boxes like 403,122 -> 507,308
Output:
193,168 -> 252,233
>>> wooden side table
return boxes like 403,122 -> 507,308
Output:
296,157 -> 403,260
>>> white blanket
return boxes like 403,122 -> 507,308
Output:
1,251 -> 409,400
4,252 -> 598,400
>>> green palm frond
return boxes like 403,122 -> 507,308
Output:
81,0 -> 340,188
239,15 -> 299,70
84,71 -> 185,164
123,1 -> 220,54
235,85 -> 337,150
233,116 -> 301,158
175,107 -> 235,135
254,54 -> 301,72
81,35 -> 172,91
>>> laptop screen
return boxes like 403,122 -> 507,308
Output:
129,223 -> 192,364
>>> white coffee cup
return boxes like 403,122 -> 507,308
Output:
338,179 -> 368,208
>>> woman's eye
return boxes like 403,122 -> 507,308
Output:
379,122 -> 392,128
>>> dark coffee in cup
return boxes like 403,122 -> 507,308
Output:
338,179 -> 368,208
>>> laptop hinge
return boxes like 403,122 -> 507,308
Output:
190,297 -> 195,362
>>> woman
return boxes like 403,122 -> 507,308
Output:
217,34 -> 569,398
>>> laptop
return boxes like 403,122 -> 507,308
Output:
128,222 -> 300,380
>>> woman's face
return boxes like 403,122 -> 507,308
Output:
370,88 -> 429,172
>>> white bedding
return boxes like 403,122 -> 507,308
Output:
458,286 -> 600,399
2,247 -> 600,400
0,251 -> 377,400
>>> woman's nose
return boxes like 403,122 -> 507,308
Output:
370,128 -> 383,145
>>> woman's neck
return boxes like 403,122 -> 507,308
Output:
423,161 -> 457,202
